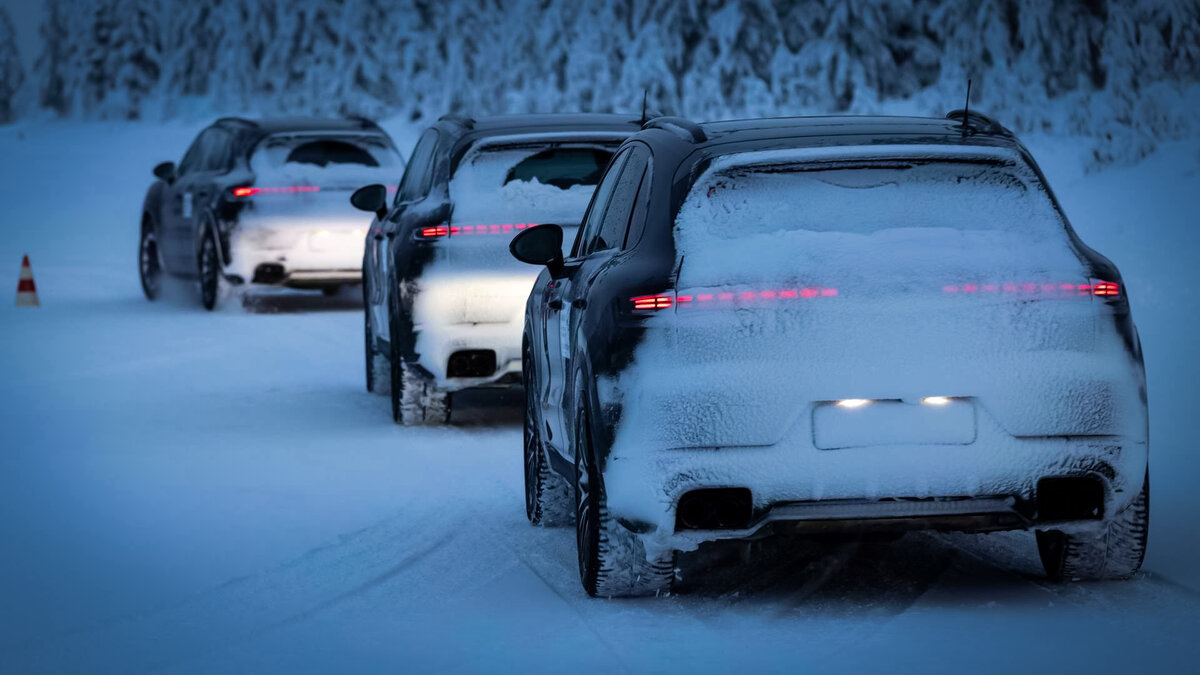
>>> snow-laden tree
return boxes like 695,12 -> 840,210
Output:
165,0 -> 221,100
80,0 -> 118,115
36,0 -> 84,116
0,7 -> 24,123
15,0 -> 1200,164
110,0 -> 163,119
339,0 -> 402,119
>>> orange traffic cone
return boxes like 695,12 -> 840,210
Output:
16,255 -> 39,307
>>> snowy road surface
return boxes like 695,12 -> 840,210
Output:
1,123 -> 1199,673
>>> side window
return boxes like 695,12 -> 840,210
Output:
177,129 -> 212,176
623,150 -> 653,249
592,145 -> 648,254
398,129 -> 437,203
572,149 -> 630,258
201,128 -> 234,173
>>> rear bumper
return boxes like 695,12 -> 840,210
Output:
225,226 -> 364,288
677,496 -> 1031,541
409,274 -> 535,392
412,319 -> 524,391
603,405 -> 1148,554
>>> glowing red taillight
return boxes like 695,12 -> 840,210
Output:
230,186 -> 320,198
630,287 -> 839,311
1092,281 -> 1120,297
419,223 -> 539,239
631,295 -> 673,310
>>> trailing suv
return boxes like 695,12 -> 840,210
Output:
511,112 -> 1149,597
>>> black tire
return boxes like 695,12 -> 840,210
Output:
389,332 -> 405,423
364,306 -> 377,393
574,406 -> 674,598
1037,471 -> 1150,581
199,230 -> 220,311
138,220 -> 161,301
523,336 -> 572,526
363,290 -> 391,396
388,317 -> 450,426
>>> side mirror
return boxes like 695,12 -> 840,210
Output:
510,224 -> 565,278
351,184 -> 388,219
153,161 -> 176,182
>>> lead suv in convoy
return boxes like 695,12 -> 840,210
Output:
511,112 -> 1149,597
139,117 -> 403,309
352,114 -> 641,425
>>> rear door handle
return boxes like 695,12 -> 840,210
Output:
548,299 -> 563,310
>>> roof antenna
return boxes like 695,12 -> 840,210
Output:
961,78 -> 972,138
640,89 -> 648,125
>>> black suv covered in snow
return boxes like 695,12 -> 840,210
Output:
510,112 -> 1149,597
139,117 -> 402,309
351,113 -> 640,425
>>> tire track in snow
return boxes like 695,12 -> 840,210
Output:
1,506 -> 467,675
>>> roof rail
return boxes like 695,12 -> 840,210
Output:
642,116 -> 706,143
215,116 -> 258,128
945,109 -> 1007,135
438,113 -> 475,129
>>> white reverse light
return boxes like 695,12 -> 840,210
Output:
835,398 -> 871,409
921,396 -> 952,406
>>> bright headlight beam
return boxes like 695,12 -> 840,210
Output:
922,396 -> 952,406
836,399 -> 871,409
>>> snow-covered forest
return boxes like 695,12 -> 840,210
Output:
2,0 -> 1200,160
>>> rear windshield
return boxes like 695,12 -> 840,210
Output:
284,139 -> 380,167
503,147 -> 612,189
250,133 -> 403,188
680,161 -> 1066,240
446,143 -> 618,263
673,159 -> 1080,291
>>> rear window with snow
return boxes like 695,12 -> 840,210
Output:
250,134 -> 403,189
503,147 -> 612,189
681,161 -> 1066,239
440,143 -> 618,269
284,139 -> 380,167
674,158 -> 1081,291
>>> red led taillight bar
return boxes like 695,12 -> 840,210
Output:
230,186 -> 321,198
942,281 -> 1120,297
631,287 -> 839,311
418,223 -> 541,238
